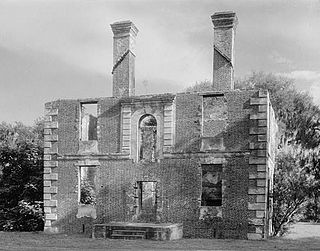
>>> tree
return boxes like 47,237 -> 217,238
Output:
273,148 -> 315,236
0,120 -> 44,231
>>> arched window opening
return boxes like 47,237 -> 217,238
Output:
139,114 -> 157,162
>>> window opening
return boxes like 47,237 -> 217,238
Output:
139,114 -> 157,161
201,164 -> 222,206
79,166 -> 96,205
80,103 -> 97,141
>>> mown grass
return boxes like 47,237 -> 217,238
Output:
1,223 -> 320,250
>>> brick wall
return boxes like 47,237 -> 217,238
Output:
45,89 -> 277,239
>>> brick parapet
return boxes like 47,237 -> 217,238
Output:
247,90 -> 269,240
43,103 -> 59,233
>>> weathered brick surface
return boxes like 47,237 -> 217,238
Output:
45,88 -> 276,240
98,98 -> 121,153
175,93 -> 202,152
57,100 -> 79,154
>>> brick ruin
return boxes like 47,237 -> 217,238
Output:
43,11 -> 277,240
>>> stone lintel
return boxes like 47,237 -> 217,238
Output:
76,159 -> 101,166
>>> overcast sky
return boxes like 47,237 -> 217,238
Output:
1,0 -> 320,125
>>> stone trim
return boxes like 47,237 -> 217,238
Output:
121,105 -> 132,154
75,159 -> 101,166
163,102 -> 175,152
43,103 -> 59,233
247,90 -> 269,240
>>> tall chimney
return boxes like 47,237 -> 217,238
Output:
110,20 -> 138,97
211,11 -> 238,91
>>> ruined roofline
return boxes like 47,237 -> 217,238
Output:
45,88 -> 265,104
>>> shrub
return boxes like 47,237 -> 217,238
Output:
0,200 -> 44,231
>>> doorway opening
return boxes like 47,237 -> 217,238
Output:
136,181 -> 157,222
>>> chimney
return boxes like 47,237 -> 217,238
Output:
110,20 -> 139,97
211,11 -> 238,91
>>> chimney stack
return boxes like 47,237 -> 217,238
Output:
211,11 -> 238,91
110,20 -> 138,98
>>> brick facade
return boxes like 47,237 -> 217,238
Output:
43,11 -> 278,240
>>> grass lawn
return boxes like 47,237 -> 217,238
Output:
1,223 -> 320,251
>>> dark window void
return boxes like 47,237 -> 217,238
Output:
139,114 -> 157,162
79,166 -> 96,205
81,103 -> 97,141
201,164 -> 222,206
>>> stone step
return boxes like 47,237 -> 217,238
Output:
111,234 -> 145,240
113,230 -> 146,236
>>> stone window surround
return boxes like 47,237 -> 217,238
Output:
120,101 -> 175,162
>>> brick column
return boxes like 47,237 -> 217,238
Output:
111,20 -> 139,98
247,90 -> 269,240
43,102 -> 59,233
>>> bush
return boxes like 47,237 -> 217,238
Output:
0,200 -> 44,231
80,179 -> 96,205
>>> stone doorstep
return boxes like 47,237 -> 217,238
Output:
92,222 -> 183,241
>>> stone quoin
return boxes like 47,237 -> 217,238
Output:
43,11 -> 277,240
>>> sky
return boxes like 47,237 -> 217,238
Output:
0,0 -> 320,125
